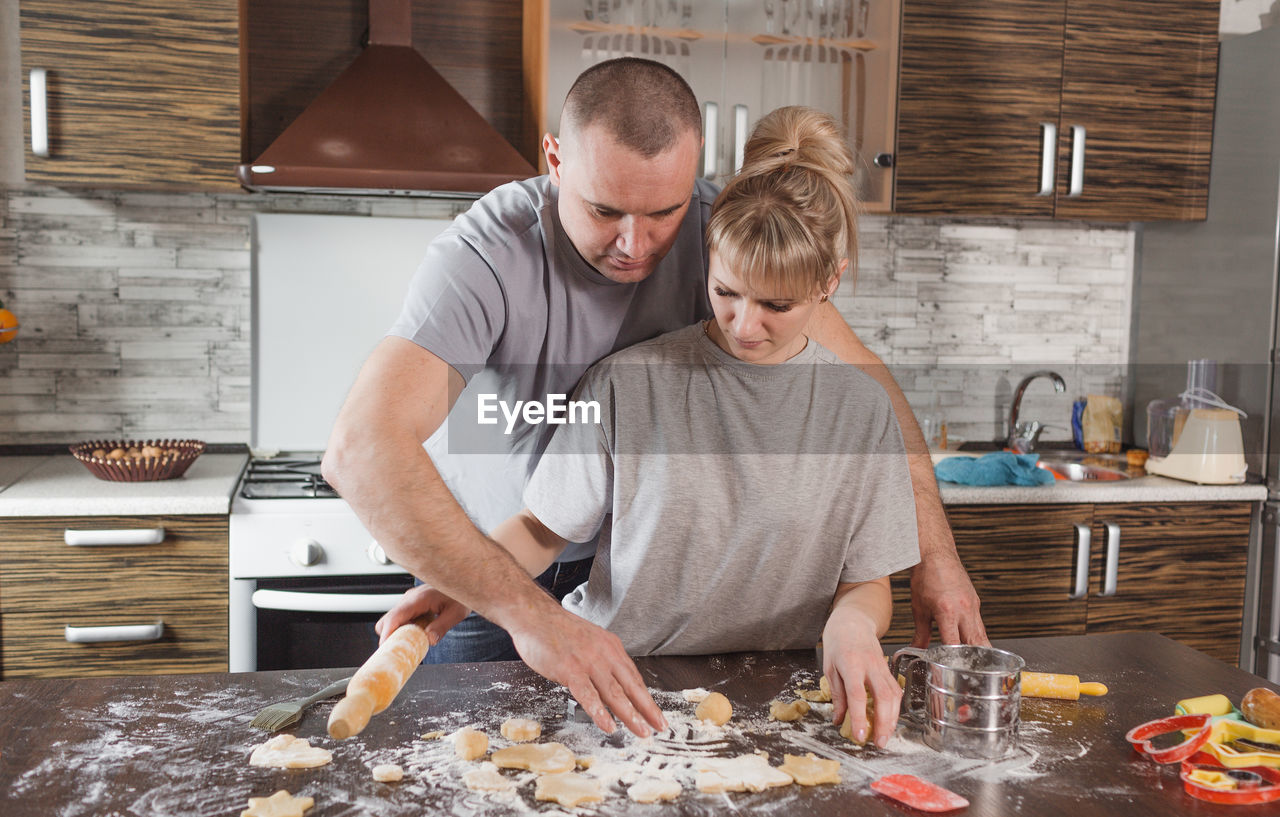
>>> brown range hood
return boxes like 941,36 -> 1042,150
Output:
237,0 -> 535,198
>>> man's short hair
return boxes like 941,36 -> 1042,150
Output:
561,58 -> 702,157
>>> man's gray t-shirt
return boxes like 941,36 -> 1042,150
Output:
523,324 -> 921,655
389,176 -> 716,561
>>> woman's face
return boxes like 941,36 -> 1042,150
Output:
705,251 -> 841,365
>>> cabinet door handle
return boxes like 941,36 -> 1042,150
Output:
1100,521 -> 1120,596
1037,122 -> 1057,196
732,104 -> 749,174
1067,125 -> 1087,196
1070,523 -> 1091,599
703,101 -> 719,180
64,527 -> 166,546
30,68 -> 49,157
65,621 -> 164,643
251,589 -> 403,614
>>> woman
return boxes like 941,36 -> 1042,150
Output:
481,106 -> 919,747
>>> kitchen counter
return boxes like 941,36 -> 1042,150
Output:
1,632 -> 1276,816
939,473 -> 1268,504
0,453 -> 248,516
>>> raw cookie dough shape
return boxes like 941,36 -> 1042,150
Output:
248,735 -> 333,769
628,776 -> 683,803
241,790 -> 314,817
695,691 -> 733,725
780,753 -> 841,785
500,717 -> 542,742
769,699 -> 811,722
462,762 -> 517,793
490,742 -> 577,774
534,772 -> 605,808
371,763 -> 404,782
696,754 -> 793,793
839,696 -> 877,744
798,675 -> 833,702
454,727 -> 489,761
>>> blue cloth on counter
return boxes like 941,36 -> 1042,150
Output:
934,451 -> 1056,486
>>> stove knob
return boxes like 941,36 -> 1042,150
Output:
368,541 -> 393,566
290,539 -> 323,567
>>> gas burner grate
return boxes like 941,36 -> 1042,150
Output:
240,458 -> 340,499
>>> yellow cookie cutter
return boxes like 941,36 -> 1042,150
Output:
1201,719 -> 1280,769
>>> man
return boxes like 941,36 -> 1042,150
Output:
322,58 -> 985,739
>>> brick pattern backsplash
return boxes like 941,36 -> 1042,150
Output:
0,186 -> 1132,446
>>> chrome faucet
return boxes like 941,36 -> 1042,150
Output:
1007,370 -> 1067,452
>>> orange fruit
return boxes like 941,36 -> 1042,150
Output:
0,299 -> 18,345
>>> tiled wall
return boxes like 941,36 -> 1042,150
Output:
0,186 -> 1132,446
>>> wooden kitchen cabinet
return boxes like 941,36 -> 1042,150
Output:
893,0 -> 1218,221
0,515 -> 228,679
887,501 -> 1253,666
19,0 -> 241,191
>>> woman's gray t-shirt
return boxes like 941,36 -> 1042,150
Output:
523,324 -> 921,655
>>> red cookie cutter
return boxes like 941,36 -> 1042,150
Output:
1180,751 -> 1280,805
1126,713 -> 1213,763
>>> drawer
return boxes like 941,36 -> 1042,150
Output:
0,515 -> 228,678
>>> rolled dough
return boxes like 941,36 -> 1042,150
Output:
462,762 -> 517,793
499,717 -> 542,742
627,776 -> 683,803
769,699 -> 811,721
695,691 -> 732,725
534,772 -> 604,808
490,742 -> 576,774
248,735 -> 333,769
454,727 -> 488,761
779,753 -> 841,785
240,789 -> 314,817
371,763 -> 404,782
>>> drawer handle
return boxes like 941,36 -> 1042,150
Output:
252,589 -> 404,614
30,68 -> 49,157
65,621 -> 164,644
1100,521 -> 1121,596
1037,122 -> 1057,196
65,527 -> 166,546
1070,523 -> 1091,599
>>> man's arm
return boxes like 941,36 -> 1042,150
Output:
323,338 -> 665,736
806,302 -> 988,647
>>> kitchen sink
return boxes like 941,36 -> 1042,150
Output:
1036,459 -> 1133,482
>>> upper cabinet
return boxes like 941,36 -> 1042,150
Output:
19,0 -> 242,191
893,0 -> 1219,221
531,0 -> 901,212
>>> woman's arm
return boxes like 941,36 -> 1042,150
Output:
821,578 -> 902,748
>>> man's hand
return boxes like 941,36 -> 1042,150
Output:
910,549 -> 988,648
376,584 -> 470,646
508,607 -> 668,739
823,606 -> 901,749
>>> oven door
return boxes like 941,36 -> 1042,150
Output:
247,575 -> 415,671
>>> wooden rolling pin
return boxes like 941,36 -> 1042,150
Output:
1242,687 -> 1280,729
328,617 -> 432,739
1021,671 -> 1108,700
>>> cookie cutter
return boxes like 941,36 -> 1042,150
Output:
1180,751 -> 1280,805
1125,713 -> 1213,763
1201,719 -> 1280,769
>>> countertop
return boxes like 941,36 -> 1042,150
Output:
0,632 -> 1275,816
939,473 -> 1267,504
0,453 -> 248,516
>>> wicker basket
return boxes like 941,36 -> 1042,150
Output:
69,439 -> 206,482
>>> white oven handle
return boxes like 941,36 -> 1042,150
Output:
251,589 -> 404,614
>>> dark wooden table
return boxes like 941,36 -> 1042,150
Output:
1,632 -> 1277,816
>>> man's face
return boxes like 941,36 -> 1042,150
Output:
545,124 -> 701,284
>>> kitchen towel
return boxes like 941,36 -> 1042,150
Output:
934,451 -> 1055,487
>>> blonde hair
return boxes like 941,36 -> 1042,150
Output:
707,106 -> 859,299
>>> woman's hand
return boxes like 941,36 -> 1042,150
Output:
375,584 -> 470,646
823,586 -> 902,748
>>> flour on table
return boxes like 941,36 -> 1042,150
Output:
462,762 -> 517,793
248,735 -> 332,769
682,688 -> 710,703
627,776 -> 683,803
695,754 -> 793,793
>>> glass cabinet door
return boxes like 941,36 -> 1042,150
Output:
724,0 -> 898,210
546,0 -> 728,179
